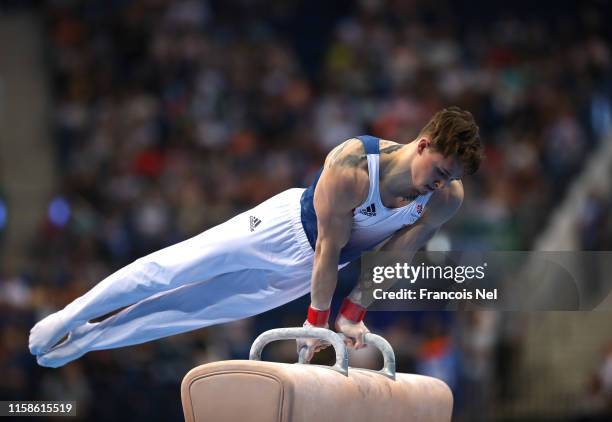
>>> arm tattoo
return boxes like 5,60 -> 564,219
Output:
338,153 -> 366,168
326,139 -> 366,169
328,141 -> 350,164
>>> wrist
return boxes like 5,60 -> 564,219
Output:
307,304 -> 330,326
339,297 -> 366,323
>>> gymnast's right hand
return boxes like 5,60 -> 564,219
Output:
296,320 -> 331,363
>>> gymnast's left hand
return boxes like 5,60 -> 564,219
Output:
297,320 -> 331,363
335,315 -> 369,350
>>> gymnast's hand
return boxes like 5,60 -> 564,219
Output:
335,315 -> 369,350
296,320 -> 331,363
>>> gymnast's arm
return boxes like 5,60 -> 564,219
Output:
297,139 -> 368,361
348,180 -> 464,308
310,140 -> 368,311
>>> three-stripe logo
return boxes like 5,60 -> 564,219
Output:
249,216 -> 261,232
359,203 -> 377,217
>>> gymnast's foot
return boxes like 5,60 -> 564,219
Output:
36,322 -> 96,368
28,311 -> 75,356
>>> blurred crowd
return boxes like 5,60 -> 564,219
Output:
1,0 -> 612,420
578,189 -> 612,250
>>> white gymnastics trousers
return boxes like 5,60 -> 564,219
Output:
30,188 -> 316,367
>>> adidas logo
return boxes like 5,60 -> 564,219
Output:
359,203 -> 377,217
249,216 -> 261,232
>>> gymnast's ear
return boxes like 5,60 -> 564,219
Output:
416,138 -> 430,154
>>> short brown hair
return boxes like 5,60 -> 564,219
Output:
419,106 -> 483,175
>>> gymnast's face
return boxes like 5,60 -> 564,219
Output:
411,138 -> 462,195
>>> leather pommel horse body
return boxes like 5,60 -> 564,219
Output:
181,328 -> 453,422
